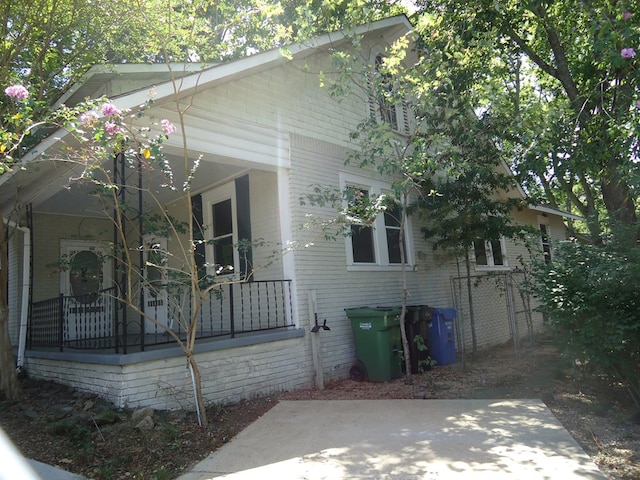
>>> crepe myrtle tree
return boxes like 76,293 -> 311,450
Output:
0,82 -> 220,425
67,95 -> 253,428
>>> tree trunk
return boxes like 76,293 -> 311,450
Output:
0,305 -> 21,400
399,193 -> 412,385
0,219 -> 22,400
464,249 -> 478,356
601,174 -> 638,230
187,353 -> 207,427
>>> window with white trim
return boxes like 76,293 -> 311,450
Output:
202,183 -> 239,276
368,53 -> 411,135
341,173 -> 412,268
473,238 -> 508,269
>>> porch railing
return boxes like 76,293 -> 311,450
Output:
28,280 -> 295,353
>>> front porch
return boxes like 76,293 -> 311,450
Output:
22,324 -> 307,410
29,279 -> 295,354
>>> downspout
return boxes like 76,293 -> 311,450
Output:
3,218 -> 31,370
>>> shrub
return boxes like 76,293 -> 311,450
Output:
531,238 -> 640,406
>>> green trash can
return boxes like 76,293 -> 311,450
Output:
345,307 -> 403,382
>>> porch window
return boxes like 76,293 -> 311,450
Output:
341,173 -> 412,269
473,238 -> 507,269
69,250 -> 103,302
200,176 -> 252,279
202,184 -> 239,277
212,199 -> 235,275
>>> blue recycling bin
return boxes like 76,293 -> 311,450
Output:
428,308 -> 457,365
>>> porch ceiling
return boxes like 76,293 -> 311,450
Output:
2,153 -> 245,217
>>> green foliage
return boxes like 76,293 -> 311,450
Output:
417,1 -> 640,238
49,419 -> 91,447
94,409 -> 120,425
413,334 -> 436,372
411,84 -> 531,255
531,235 -> 640,405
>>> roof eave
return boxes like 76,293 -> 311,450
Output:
529,204 -> 584,221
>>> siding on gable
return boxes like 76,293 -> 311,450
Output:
145,46 -> 369,166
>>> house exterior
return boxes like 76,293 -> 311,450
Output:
2,15 -> 574,410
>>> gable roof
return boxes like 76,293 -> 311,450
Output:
59,15 -> 414,111
0,15 -> 414,215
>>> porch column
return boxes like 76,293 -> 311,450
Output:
277,166 -> 299,328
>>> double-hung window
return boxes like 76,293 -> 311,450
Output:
473,238 -> 508,269
348,186 -> 376,263
202,183 -> 238,277
341,173 -> 412,269
196,176 -> 252,280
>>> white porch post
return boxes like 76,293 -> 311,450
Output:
2,218 -> 31,370
277,166 -> 299,327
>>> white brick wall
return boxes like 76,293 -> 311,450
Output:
25,335 -> 312,410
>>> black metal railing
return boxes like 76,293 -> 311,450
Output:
28,280 -> 295,353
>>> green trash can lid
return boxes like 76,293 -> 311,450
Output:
345,306 -> 402,317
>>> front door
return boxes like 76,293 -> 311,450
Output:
60,240 -> 113,342
142,235 -> 170,333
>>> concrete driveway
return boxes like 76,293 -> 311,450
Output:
177,399 -> 606,479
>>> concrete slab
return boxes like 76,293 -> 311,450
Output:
177,399 -> 606,480
28,460 -> 87,480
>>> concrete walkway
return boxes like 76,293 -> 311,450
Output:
177,399 -> 606,479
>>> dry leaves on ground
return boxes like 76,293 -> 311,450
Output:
1,337 -> 638,479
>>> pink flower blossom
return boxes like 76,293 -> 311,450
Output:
104,121 -> 122,136
5,84 -> 29,100
161,119 -> 177,135
623,12 -> 633,20
101,102 -> 121,117
79,110 -> 99,126
636,99 -> 640,109
621,47 -> 636,58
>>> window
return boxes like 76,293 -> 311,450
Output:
198,176 -> 253,280
538,218 -> 552,264
341,173 -> 412,268
368,54 -> 411,135
212,199 -> 235,274
473,238 -> 507,269
202,183 -> 238,276
383,201 -> 405,264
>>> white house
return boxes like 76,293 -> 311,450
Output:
1,15 -> 575,410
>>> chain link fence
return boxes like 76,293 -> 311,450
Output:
450,270 -> 542,360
